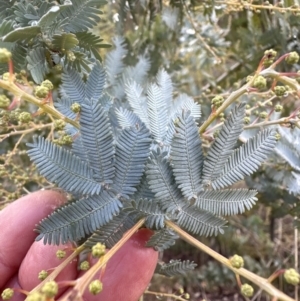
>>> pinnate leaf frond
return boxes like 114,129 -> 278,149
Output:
113,125 -> 151,198
126,81 -> 149,127
26,46 -> 49,84
60,0 -> 106,32
203,103 -> 246,182
146,228 -> 179,251
27,136 -> 102,195
115,107 -> 142,129
195,189 -> 258,216
79,103 -> 115,183
85,61 -> 106,102
83,211 -> 136,249
211,129 -> 277,189
60,68 -> 85,104
35,191 -> 122,245
177,204 -> 226,236
155,260 -> 197,277
147,83 -> 168,142
127,199 -> 166,229
52,33 -> 79,51
146,150 -> 185,214
171,111 -> 203,200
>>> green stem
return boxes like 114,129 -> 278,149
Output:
199,83 -> 252,134
166,220 -> 296,301
0,79 -> 80,129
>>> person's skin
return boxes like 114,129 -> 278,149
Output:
0,190 -> 158,301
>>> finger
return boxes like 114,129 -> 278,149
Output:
81,229 -> 158,301
0,190 -> 67,288
18,241 -> 78,293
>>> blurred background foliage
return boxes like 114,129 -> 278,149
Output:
2,0 -> 300,300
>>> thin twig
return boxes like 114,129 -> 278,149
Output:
166,220 -> 296,301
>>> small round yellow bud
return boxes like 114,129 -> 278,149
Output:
274,86 -> 286,97
178,288 -> 184,294
41,281 -> 58,298
41,80 -> 54,91
0,48 -> 12,63
0,95 -> 10,108
1,288 -> 14,300
2,72 -> 9,81
253,76 -> 267,89
274,104 -> 283,112
284,268 -> 300,285
56,249 -> 66,259
259,112 -> 268,119
38,270 -> 48,281
27,292 -> 44,301
275,132 -> 281,141
54,119 -> 66,130
263,49 -> 277,66
18,111 -> 32,123
92,243 -> 106,258
285,52 -> 300,65
89,280 -> 103,295
34,86 -> 49,98
71,102 -> 81,113
62,134 -> 73,145
243,117 -> 251,124
229,254 -> 244,269
80,260 -> 90,271
211,95 -> 224,107
213,130 -> 220,138
246,75 -> 253,83
241,283 -> 254,297
184,293 -> 190,299
67,51 -> 76,61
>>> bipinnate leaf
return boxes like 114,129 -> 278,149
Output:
147,83 -> 169,142
52,33 -> 79,51
177,204 -> 226,236
60,0 -> 107,32
79,103 -> 115,183
126,199 -> 166,230
113,124 -> 152,198
83,211 -> 136,248
171,111 -> 203,200
60,68 -> 85,104
203,103 -> 246,182
85,61 -> 106,102
126,81 -> 149,127
27,136 -> 102,195
146,149 -> 185,214
35,191 -> 122,244
195,189 -> 258,216
146,228 -> 179,251
211,129 -> 277,189
26,47 -> 49,84
155,260 -> 197,277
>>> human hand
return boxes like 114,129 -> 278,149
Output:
0,190 -> 158,301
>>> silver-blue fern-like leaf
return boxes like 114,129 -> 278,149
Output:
27,136 -> 102,195
211,129 -> 277,189
112,124 -> 152,198
35,191 -> 122,244
202,102 -> 245,183
170,111 -> 203,200
146,228 -> 179,251
155,260 -> 197,277
79,103 -> 115,183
